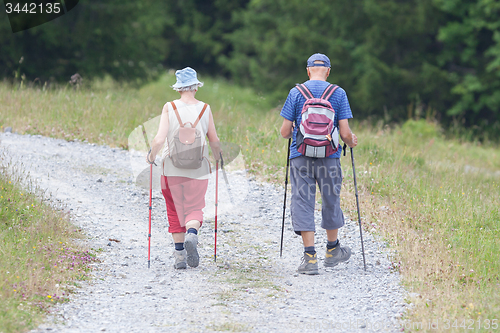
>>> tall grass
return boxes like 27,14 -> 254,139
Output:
1,76 -> 499,330
1,77 -> 157,148
0,152 -> 98,332
341,120 -> 500,328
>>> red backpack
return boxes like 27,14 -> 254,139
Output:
295,83 -> 339,158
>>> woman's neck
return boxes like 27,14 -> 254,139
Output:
178,90 -> 199,104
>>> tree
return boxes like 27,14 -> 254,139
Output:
0,0 -> 168,82
225,0 -> 448,121
434,0 -> 500,131
160,0 -> 250,74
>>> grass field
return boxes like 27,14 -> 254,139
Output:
1,74 -> 499,331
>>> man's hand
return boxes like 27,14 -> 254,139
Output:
348,133 -> 358,148
339,119 -> 358,148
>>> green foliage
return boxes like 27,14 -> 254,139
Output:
223,0 -> 368,102
0,0 -> 168,82
401,119 -> 441,140
224,0 -> 499,137
434,0 -> 500,129
224,0 -> 443,108
160,0 -> 249,75
1,0 -> 500,137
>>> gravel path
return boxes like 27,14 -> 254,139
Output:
1,132 -> 407,333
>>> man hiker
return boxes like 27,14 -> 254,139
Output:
280,53 -> 358,275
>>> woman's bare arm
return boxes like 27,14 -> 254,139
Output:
147,103 -> 170,163
206,108 -> 222,160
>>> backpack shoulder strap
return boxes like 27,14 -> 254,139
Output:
295,83 -> 314,100
321,84 -> 339,100
193,103 -> 208,128
170,101 -> 184,128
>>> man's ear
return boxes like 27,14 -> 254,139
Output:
326,68 -> 331,79
307,67 -> 311,78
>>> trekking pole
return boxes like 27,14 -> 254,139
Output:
349,145 -> 367,271
280,138 -> 291,257
220,153 -> 234,205
143,124 -> 156,269
214,159 -> 219,262
148,163 -> 153,269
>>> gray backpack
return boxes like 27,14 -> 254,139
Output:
169,101 -> 208,169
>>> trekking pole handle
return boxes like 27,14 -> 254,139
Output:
147,148 -> 157,166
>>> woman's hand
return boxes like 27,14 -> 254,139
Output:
210,141 -> 222,161
146,149 -> 157,165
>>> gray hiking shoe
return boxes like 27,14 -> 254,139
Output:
173,249 -> 187,269
297,252 -> 319,275
184,233 -> 199,268
324,241 -> 351,267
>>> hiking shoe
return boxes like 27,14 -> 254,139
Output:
297,252 -> 319,275
173,249 -> 187,269
184,233 -> 199,268
324,241 -> 351,267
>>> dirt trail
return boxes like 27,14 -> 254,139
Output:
1,132 -> 406,333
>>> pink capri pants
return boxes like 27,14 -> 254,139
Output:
161,176 -> 209,233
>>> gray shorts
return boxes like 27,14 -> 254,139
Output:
290,156 -> 344,232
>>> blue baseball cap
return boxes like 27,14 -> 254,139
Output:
307,53 -> 331,68
172,67 -> 202,88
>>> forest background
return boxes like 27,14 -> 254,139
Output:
1,0 -> 500,141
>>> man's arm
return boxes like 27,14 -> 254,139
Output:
339,119 -> 357,148
280,119 -> 294,139
280,88 -> 297,139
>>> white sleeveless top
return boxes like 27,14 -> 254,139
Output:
161,100 -> 211,180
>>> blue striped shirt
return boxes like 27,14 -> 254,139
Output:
280,80 -> 353,159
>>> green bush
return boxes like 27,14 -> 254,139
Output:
401,119 -> 441,140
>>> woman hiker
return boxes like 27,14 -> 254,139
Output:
147,67 -> 222,269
